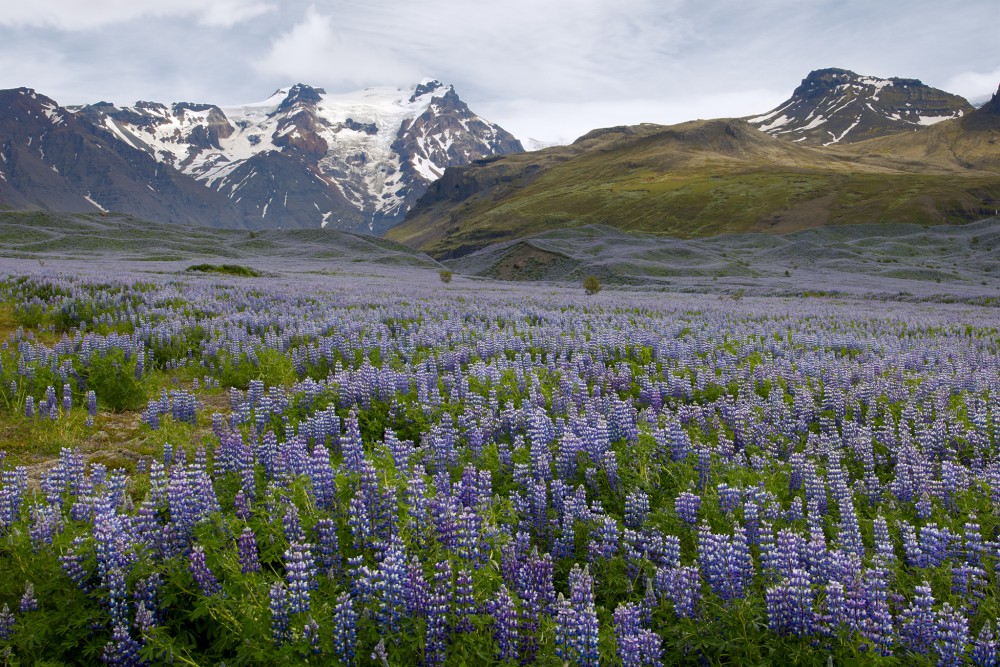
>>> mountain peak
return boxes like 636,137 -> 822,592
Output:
749,68 -> 972,145
409,79 -> 448,102
981,83 -> 1000,115
275,83 -> 326,113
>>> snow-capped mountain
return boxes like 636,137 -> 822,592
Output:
0,88 -> 248,227
748,68 -> 973,145
77,80 -> 522,234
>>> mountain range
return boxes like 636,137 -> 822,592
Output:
1,68 -> 999,258
0,81 -> 521,234
387,73 -> 1000,258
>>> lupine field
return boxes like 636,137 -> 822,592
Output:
0,259 -> 999,666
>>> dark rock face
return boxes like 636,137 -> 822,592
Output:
384,87 -> 524,234
0,89 -> 247,227
750,68 -> 974,145
0,82 -> 523,234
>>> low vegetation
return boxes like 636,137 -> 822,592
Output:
0,262 -> 998,666
185,263 -> 263,277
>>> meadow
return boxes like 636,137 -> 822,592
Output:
0,257 -> 998,666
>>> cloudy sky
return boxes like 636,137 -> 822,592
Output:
1,0 -> 997,144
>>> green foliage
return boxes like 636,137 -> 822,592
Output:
80,348 -> 148,412
438,269 -> 453,284
185,264 -> 263,278
583,275 -> 602,295
218,347 -> 297,390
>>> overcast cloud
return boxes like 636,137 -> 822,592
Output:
0,0 -> 996,144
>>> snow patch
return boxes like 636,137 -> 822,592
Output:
84,193 -> 107,212
823,116 -> 863,145
758,114 -> 792,132
917,114 -> 957,126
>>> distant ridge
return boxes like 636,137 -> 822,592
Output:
748,68 -> 972,145
387,108 -> 1000,258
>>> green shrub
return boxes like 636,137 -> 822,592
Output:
438,269 -> 453,284
583,275 -> 602,295
185,264 -> 263,278
82,348 -> 148,412
218,347 -> 297,389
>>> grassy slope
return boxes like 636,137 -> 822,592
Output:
387,118 -> 1000,259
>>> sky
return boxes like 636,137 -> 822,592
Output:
0,0 -> 997,145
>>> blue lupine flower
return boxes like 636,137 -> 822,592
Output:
188,545 -> 221,597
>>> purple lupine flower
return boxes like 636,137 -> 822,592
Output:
900,581 -> 936,656
603,449 -> 619,492
765,568 -> 816,637
62,383 -> 72,415
455,566 -> 476,633
269,581 -> 291,647
284,541 -> 316,614
347,492 -> 374,551
964,519 -> 983,567
130,573 -> 161,633
0,466 -> 28,530
374,536 -> 407,633
716,484 -> 741,515
425,559 -> 452,667
663,566 -> 700,619
282,501 -> 305,544
315,518 -> 340,577
971,621 -> 998,667
554,564 -> 600,667
105,565 -> 131,629
614,601 -> 663,667
404,555 -> 430,617
935,603 -> 969,667
952,563 -> 988,615
674,491 -> 701,525
0,604 -> 14,640
188,545 -> 221,597
696,447 -> 711,490
589,514 -> 620,561
134,602 -> 154,635
872,515 -> 895,565
697,522 -> 752,603
862,568 -> 894,656
624,489 -> 650,529
101,623 -> 143,667
19,582 -> 37,613
341,410 -> 366,475
28,503 -> 61,551
491,584 -> 519,663
237,527 -> 261,574
333,592 -> 358,666
371,639 -> 390,667
233,489 -> 251,521
302,616 -> 321,656
61,536 -> 92,591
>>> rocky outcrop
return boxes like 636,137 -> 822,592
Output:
749,68 -> 973,145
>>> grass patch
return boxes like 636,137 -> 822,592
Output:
185,263 -> 263,277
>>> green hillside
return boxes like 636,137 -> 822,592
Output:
387,115 -> 1000,259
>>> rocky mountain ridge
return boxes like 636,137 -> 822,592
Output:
0,81 -> 523,233
748,68 -> 973,145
